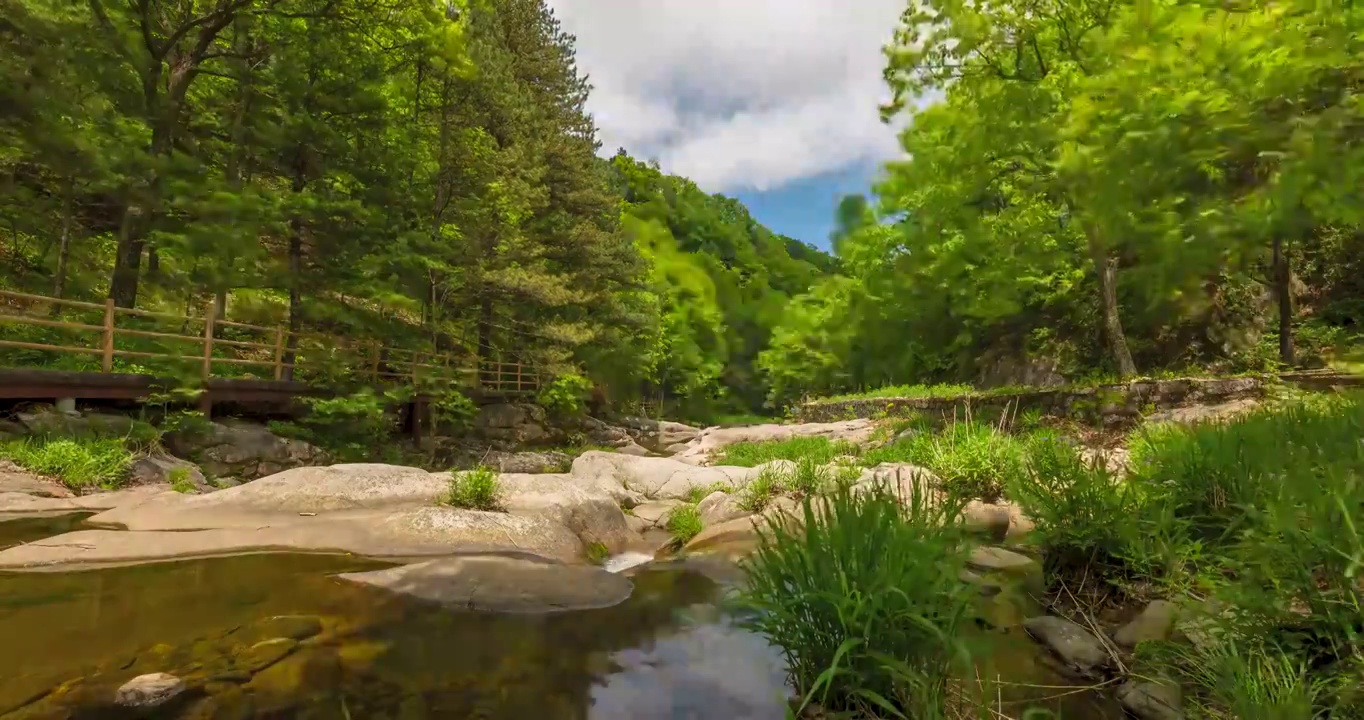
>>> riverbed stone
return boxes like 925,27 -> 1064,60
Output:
128,454 -> 210,492
670,419 -> 878,465
961,501 -> 1011,542
481,450 -> 570,474
496,472 -> 635,553
570,451 -> 762,501
631,500 -> 684,527
114,672 -> 186,709
1022,616 -> 1111,677
338,555 -> 634,612
1114,600 -> 1179,648
237,638 -> 299,673
697,491 -> 747,526
240,615 -> 324,644
0,461 -> 72,498
1116,679 -> 1184,720
967,546 -> 1043,596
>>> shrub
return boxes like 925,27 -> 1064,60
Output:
283,389 -> 400,461
537,372 -> 592,417
0,437 -> 133,490
736,481 -> 976,718
431,387 -> 477,433
737,468 -> 784,512
168,467 -> 196,494
446,466 -> 503,511
664,504 -> 703,544
717,436 -> 860,468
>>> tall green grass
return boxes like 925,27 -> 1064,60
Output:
736,480 -> 977,718
0,437 -> 133,490
812,383 -> 976,404
445,466 -> 504,511
863,419 -> 1028,501
717,436 -> 861,468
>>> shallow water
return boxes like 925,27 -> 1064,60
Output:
0,548 -> 1124,720
0,512 -> 94,551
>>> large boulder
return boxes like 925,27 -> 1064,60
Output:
671,419 -> 878,465
569,451 -> 762,501
165,419 -> 327,481
337,555 -> 634,612
496,472 -> 635,553
474,403 -> 553,446
15,406 -> 140,439
127,454 -> 212,493
613,416 -> 702,452
480,450 -> 570,474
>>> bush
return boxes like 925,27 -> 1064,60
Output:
446,466 -> 503,511
717,436 -> 860,468
537,372 -> 592,417
280,389 -> 400,461
664,504 -> 703,543
0,437 -> 133,490
736,481 -> 976,718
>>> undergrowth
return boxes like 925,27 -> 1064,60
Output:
665,504 -> 703,543
718,436 -> 860,467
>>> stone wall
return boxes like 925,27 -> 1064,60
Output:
797,376 -> 1269,427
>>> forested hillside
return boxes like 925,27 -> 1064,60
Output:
759,0 -> 1364,407
0,0 -> 833,419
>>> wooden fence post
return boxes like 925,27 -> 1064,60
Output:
412,351 -> 421,386
272,326 -> 285,381
201,298 -> 217,380
101,298 -> 115,373
515,362 -> 523,393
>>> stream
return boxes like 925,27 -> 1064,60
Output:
0,517 -> 1125,720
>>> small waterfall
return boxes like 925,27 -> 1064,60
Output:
601,551 -> 654,574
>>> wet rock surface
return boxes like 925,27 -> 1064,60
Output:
1023,616 -> 1112,677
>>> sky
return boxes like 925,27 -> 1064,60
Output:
544,0 -> 908,252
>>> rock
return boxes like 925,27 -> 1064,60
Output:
663,442 -> 691,454
624,513 -> 651,534
681,514 -> 763,557
631,500 -> 685,527
0,484 -> 170,515
241,615 -> 324,643
114,672 -> 186,709
474,403 -> 551,445
697,491 -> 747,526
968,546 -> 1043,596
481,450 -> 570,474
1022,616 -> 1111,677
165,419 -> 327,481
569,451 -> 761,501
338,555 -> 634,612
238,638 -> 299,672
1116,680 -> 1184,720
247,646 -> 342,703
1115,600 -> 1179,648
958,569 -> 1003,598
90,464 -> 447,529
961,501 -> 1011,543
497,472 -> 635,554
0,461 -> 72,498
616,441 -> 652,457
128,454 -> 210,492
670,419 -> 879,465
17,406 -> 138,438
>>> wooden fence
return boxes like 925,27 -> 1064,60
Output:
0,289 -> 541,395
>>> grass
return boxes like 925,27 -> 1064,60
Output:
683,482 -> 730,504
445,465 -> 504,511
0,436 -> 133,490
717,436 -> 861,468
664,504 -> 703,544
811,383 -> 977,404
862,418 -> 1029,501
735,479 -> 978,718
585,541 -> 611,565
1008,393 -> 1364,717
168,466 -> 196,493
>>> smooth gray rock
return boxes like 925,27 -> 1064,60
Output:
338,555 -> 634,612
114,672 -> 186,709
1117,680 -> 1184,720
1022,616 -> 1111,676
1115,600 -> 1179,648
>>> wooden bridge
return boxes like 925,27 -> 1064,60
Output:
0,289 -> 541,430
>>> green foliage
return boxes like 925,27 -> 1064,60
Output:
0,437 -> 132,490
445,466 -> 503,512
536,373 -> 592,418
737,469 -> 784,513
275,389 -> 400,462
664,504 -> 703,544
866,421 -> 1027,502
814,384 -> 975,404
431,388 -> 477,435
717,437 -> 860,468
168,467 -> 195,494
161,410 -> 214,439
736,481 -> 975,718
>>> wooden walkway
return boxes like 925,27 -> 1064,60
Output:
0,289 -> 541,417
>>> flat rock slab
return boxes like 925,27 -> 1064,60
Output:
0,506 -> 587,570
1114,600 -> 1179,648
570,452 -> 761,501
0,484 -> 172,515
338,555 -> 634,612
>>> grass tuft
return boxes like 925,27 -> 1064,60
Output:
718,436 -> 860,468
736,479 -> 976,718
665,504 -> 703,544
445,465 -> 504,511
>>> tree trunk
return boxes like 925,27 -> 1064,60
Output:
52,177 -> 74,301
108,202 -> 145,308
1273,235 -> 1295,366
1087,236 -> 1138,378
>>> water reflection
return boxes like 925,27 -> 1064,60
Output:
0,553 -> 790,720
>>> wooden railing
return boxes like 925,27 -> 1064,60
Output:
0,289 -> 541,394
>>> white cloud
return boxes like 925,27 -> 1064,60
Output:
545,0 -> 908,193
